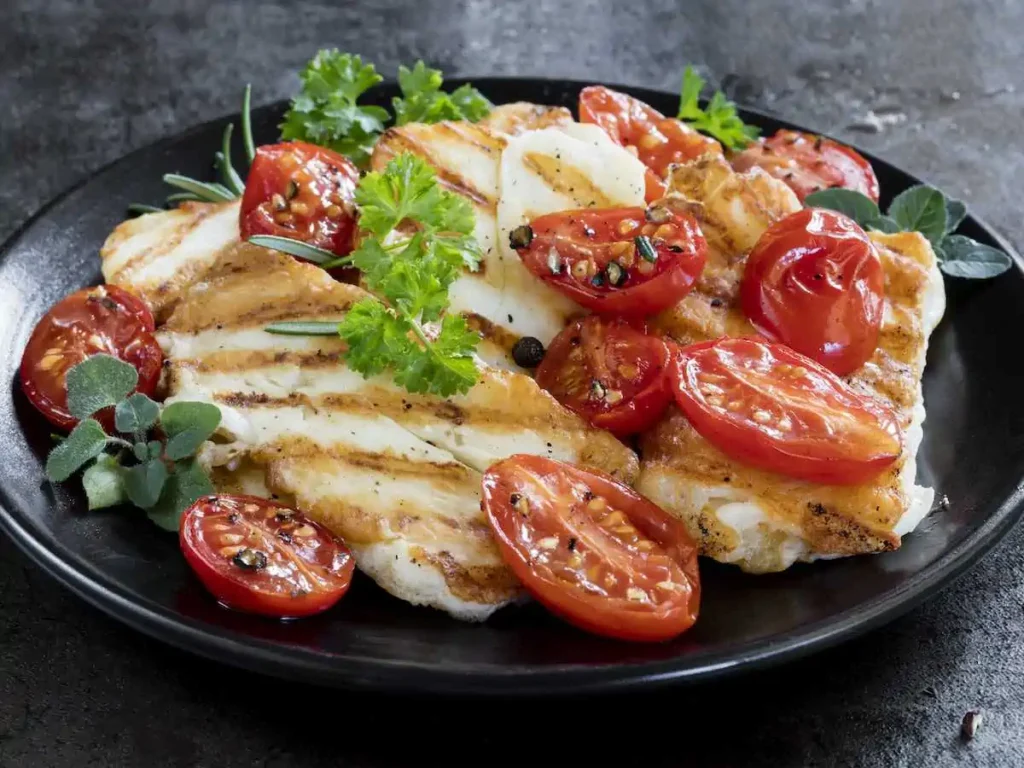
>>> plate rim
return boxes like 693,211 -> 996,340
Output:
1,76 -> 1023,696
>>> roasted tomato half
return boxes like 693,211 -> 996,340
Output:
670,337 -> 902,485
731,129 -> 880,203
580,85 -> 722,200
240,140 -> 360,278
19,285 -> 162,431
180,494 -> 355,619
512,203 -> 707,317
742,208 -> 885,375
482,455 -> 700,642
536,315 -> 673,437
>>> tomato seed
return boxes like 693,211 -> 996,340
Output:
271,193 -> 287,211
294,524 -> 316,537
638,133 -> 661,150
653,224 -> 675,241
326,204 -> 342,219
537,537 -> 559,550
618,363 -> 639,379
244,504 -> 260,513
290,201 -> 311,217
219,533 -> 243,545
626,587 -> 648,602
635,540 -> 655,551
617,219 -> 639,236
641,223 -> 656,237
587,497 -> 606,512
656,580 -> 681,591
752,410 -> 771,423
567,553 -> 584,568
219,545 -> 245,557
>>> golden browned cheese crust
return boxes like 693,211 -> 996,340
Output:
100,201 -> 240,322
160,244 -> 637,617
638,155 -> 943,571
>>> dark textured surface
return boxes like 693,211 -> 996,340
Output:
0,1 -> 1021,766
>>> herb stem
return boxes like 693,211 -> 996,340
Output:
217,123 -> 246,196
127,204 -> 162,216
241,84 -> 256,165
320,255 -> 353,270
105,436 -> 134,451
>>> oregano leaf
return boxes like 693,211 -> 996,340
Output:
944,198 -> 967,235
66,355 -> 138,420
122,458 -> 169,509
45,419 -> 108,482
865,215 -> 901,234
159,402 -> 222,460
888,186 -> 947,246
938,235 -> 1012,279
146,458 -> 214,531
115,393 -> 160,435
803,188 -> 880,227
81,455 -> 127,510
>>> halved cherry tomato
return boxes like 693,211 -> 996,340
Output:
579,86 -> 722,201
240,140 -> 360,280
671,337 -> 902,485
482,455 -> 700,642
731,129 -> 880,203
19,285 -> 162,431
536,315 -> 672,437
180,494 -> 354,619
742,208 -> 884,375
513,204 -> 707,317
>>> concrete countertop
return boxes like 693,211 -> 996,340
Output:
1,1 -> 1021,765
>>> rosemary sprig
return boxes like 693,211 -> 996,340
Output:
247,235 -> 340,265
128,84 -> 255,215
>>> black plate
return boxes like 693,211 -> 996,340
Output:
1,78 -> 1022,696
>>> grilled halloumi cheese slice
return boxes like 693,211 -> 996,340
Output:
637,155 -> 946,573
159,245 -> 637,619
370,107 -> 646,370
100,200 -> 240,322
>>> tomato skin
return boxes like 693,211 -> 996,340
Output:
483,455 -> 700,642
742,208 -> 884,376
536,315 -> 673,437
579,86 -> 721,201
731,129 -> 879,203
180,494 -> 354,619
240,140 -> 359,278
19,285 -> 162,431
670,338 -> 902,485
514,205 -> 708,317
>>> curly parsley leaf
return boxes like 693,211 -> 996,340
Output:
392,61 -> 491,126
677,66 -> 760,151
279,50 -> 390,167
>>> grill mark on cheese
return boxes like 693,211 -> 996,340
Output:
521,151 -> 615,208
409,545 -> 522,605
103,202 -> 223,281
372,126 -> 498,213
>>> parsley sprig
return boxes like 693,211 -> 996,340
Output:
805,186 -> 1013,279
279,51 -> 390,169
677,66 -> 760,151
44,355 -> 222,531
266,153 -> 483,397
392,61 -> 492,126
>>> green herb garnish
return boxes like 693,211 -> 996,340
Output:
805,186 -> 1013,279
260,153 -> 483,397
677,66 -> 760,151
279,50 -> 390,169
392,61 -> 492,126
44,355 -> 222,531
